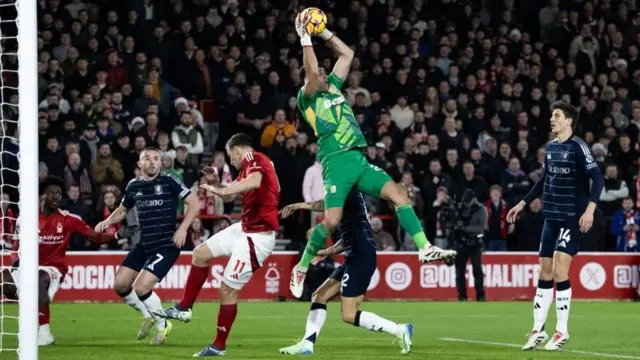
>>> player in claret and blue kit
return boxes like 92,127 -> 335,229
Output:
95,147 -> 200,345
278,189 -> 413,355
507,101 -> 604,351
1,176 -> 138,346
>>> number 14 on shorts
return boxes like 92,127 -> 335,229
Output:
557,228 -> 571,248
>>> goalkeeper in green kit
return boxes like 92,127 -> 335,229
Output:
288,12 -> 457,298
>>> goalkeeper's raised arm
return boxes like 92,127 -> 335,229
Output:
295,12 -> 321,97
320,29 -> 354,81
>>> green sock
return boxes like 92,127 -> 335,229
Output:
299,223 -> 330,270
396,204 -> 431,249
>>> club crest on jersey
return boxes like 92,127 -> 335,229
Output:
56,223 -> 63,234
154,185 -> 163,195
562,152 -> 569,160
547,153 -> 551,159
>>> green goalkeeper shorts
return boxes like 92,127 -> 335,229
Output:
322,150 -> 392,209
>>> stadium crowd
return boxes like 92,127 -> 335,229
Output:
1,0 -> 640,253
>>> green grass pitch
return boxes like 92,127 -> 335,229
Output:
1,301 -> 639,359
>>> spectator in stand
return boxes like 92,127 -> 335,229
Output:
388,152 -> 411,183
456,161 -> 489,203
40,135 -> 65,179
261,109 -> 296,149
185,218 -> 210,250
138,112 -> 161,147
502,157 -> 531,206
91,142 -> 124,191
600,164 -> 630,216
485,185 -> 510,252
610,197 -> 640,252
63,152 -> 92,203
171,111 -> 203,165
207,151 -> 233,214
371,217 -> 395,251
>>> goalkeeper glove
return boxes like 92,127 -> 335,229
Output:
295,12 -> 312,47
116,225 -> 139,241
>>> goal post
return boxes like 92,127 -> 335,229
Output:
0,0 -> 41,358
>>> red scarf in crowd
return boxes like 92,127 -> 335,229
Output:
625,210 -> 637,245
485,199 -> 508,238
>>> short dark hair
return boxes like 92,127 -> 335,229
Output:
551,100 -> 578,130
140,147 -> 161,156
226,133 -> 253,150
40,176 -> 65,195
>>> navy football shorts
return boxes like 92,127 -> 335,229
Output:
539,218 -> 581,258
329,250 -> 376,298
121,244 -> 181,280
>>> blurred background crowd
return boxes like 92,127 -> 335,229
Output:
1,0 -> 640,253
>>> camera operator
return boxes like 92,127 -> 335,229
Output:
432,186 -> 456,249
452,189 -> 487,301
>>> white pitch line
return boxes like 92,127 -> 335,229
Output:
438,337 -> 640,359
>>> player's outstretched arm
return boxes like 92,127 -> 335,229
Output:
73,214 -> 138,244
507,169 -> 545,223
201,172 -> 262,200
95,204 -> 129,232
280,200 -> 324,218
322,31 -> 354,81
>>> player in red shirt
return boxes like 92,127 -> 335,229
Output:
155,133 -> 280,357
0,176 -> 138,346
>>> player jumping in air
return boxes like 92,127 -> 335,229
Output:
0,176 -> 138,346
278,189 -> 413,355
290,11 -> 456,297
507,101 -> 604,351
155,133 -> 280,357
95,147 -> 200,345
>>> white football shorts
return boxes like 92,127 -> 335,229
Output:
205,222 -> 276,290
8,266 -> 63,301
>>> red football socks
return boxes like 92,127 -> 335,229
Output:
178,265 -> 210,309
39,306 -> 50,325
212,304 -> 238,349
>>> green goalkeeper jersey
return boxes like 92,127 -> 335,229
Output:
296,72 -> 368,163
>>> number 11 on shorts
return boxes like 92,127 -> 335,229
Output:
233,260 -> 246,274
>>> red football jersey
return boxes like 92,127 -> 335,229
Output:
14,210 -> 97,275
238,151 -> 280,232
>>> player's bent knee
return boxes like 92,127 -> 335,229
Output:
220,281 -> 240,305
193,243 -> 214,266
340,309 -> 357,324
322,215 -> 340,231
381,181 -> 409,205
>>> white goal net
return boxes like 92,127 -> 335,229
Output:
0,0 -> 20,354
1,0 -> 41,359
